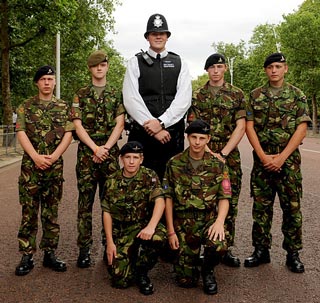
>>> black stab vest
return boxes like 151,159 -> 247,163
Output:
136,52 -> 181,117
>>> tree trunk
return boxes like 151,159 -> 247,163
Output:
1,0 -> 13,126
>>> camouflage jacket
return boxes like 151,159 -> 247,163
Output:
71,84 -> 125,139
247,81 -> 312,147
189,81 -> 246,146
163,148 -> 231,214
101,166 -> 164,225
16,95 -> 74,154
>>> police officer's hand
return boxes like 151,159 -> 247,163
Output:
137,226 -> 155,240
143,119 -> 162,136
208,221 -> 225,242
34,154 -> 52,170
154,130 -> 171,144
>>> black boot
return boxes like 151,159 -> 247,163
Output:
77,247 -> 91,268
201,247 -> 220,295
136,267 -> 154,295
286,251 -> 304,273
222,249 -> 241,267
15,254 -> 34,276
244,247 -> 270,267
43,251 -> 67,272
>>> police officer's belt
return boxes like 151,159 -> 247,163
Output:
175,209 -> 213,220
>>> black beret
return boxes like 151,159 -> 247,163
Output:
120,141 -> 144,156
33,65 -> 55,82
263,52 -> 286,68
185,119 -> 210,135
204,53 -> 226,70
87,50 -> 108,67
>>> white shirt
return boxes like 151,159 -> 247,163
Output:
122,48 -> 192,128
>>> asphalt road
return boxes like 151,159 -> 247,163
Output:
0,135 -> 319,303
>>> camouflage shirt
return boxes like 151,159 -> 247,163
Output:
71,84 -> 125,139
101,166 -> 164,225
163,148 -> 231,214
189,81 -> 246,146
247,81 -> 312,147
16,95 -> 74,154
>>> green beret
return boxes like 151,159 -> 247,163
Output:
185,119 -> 210,135
120,141 -> 144,156
264,52 -> 286,68
87,50 -> 108,67
204,53 -> 226,70
33,65 -> 55,82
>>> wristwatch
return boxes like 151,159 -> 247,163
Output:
220,151 -> 227,159
157,118 -> 165,129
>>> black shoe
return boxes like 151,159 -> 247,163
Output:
202,272 -> 218,295
222,250 -> 241,267
43,251 -> 67,272
77,247 -> 91,268
244,247 -> 270,267
136,274 -> 154,295
286,252 -> 305,273
15,254 -> 34,276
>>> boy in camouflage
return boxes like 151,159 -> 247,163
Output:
101,141 -> 166,295
189,53 -> 246,267
71,50 -> 125,268
15,65 -> 74,276
245,52 -> 312,273
163,119 -> 231,295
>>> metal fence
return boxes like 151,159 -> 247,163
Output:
0,125 -> 22,156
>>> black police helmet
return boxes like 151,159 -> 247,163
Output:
144,13 -> 171,39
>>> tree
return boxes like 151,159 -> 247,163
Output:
280,0 -> 320,134
0,0 -> 122,125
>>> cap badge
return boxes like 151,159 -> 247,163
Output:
203,127 -> 210,132
280,56 -> 285,62
218,58 -> 223,63
133,145 -> 140,151
153,15 -> 163,28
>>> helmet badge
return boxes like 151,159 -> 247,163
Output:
153,15 -> 163,28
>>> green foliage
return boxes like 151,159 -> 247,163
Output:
1,0 -> 123,123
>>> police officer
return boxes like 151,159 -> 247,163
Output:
102,141 -> 166,295
15,65 -> 73,276
245,53 -> 312,273
163,119 -> 231,295
71,50 -> 125,268
123,13 -> 192,181
189,53 -> 246,267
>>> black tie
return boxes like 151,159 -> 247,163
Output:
156,53 -> 161,61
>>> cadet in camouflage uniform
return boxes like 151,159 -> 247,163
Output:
102,141 -> 166,295
163,119 -> 231,295
189,53 -> 246,267
71,50 -> 125,268
245,53 -> 312,273
15,65 -> 73,276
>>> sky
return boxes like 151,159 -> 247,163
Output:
108,0 -> 304,79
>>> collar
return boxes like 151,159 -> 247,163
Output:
147,48 -> 168,59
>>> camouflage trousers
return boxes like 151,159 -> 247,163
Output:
250,152 -> 303,252
173,215 -> 228,283
76,143 -> 119,248
18,156 -> 64,254
108,222 -> 166,288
